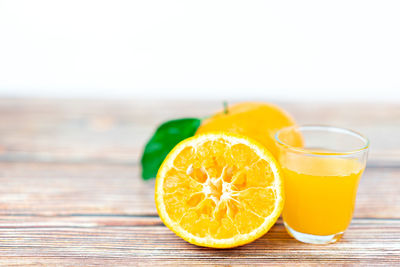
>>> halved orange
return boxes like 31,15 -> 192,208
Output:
155,132 -> 284,248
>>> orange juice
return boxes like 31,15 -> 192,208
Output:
282,157 -> 364,236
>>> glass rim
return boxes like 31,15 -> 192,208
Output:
274,125 -> 370,156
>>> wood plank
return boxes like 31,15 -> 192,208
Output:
0,162 -> 398,218
0,218 -> 398,265
0,99 -> 397,265
0,162 -> 155,216
0,99 -> 398,164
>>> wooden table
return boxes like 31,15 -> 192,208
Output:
0,99 -> 399,266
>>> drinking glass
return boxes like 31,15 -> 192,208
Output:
275,125 -> 369,244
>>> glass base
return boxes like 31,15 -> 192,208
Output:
284,222 -> 344,244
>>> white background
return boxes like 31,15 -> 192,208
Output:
0,0 -> 399,101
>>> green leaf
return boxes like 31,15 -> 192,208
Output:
141,118 -> 201,180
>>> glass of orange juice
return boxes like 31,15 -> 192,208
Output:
275,125 -> 369,244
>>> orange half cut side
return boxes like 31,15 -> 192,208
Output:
155,133 -> 284,248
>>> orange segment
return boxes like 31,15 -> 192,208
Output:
155,133 -> 284,248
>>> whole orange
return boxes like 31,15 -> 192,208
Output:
196,102 -> 301,158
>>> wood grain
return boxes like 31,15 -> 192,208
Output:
0,162 -> 398,219
0,219 -> 398,265
0,99 -> 398,266
0,99 -> 398,165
